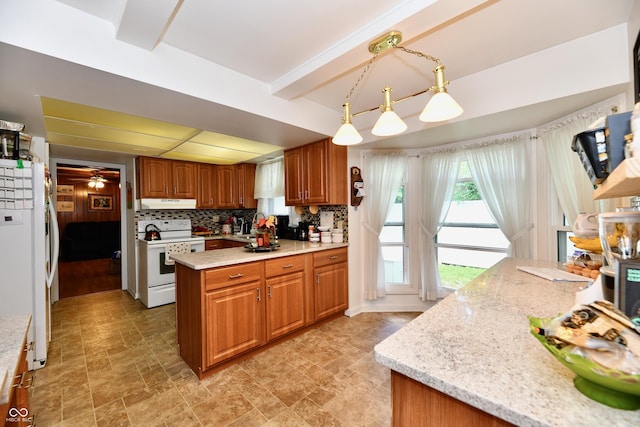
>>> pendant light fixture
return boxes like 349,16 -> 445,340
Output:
332,31 -> 463,146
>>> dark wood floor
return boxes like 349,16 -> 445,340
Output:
58,257 -> 121,298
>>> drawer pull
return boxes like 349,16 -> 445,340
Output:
329,255 -> 338,260
13,372 -> 27,388
228,273 -> 244,279
281,263 -> 294,269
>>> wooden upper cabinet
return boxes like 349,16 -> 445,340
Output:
216,165 -> 237,208
237,163 -> 257,209
284,147 -> 304,205
137,157 -> 257,208
284,138 -> 347,206
136,157 -> 197,199
171,160 -> 197,199
136,157 -> 172,198
197,164 -> 217,208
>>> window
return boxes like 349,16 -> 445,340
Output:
436,161 -> 509,289
380,185 -> 407,286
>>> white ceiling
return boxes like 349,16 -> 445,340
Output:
0,0 -> 636,165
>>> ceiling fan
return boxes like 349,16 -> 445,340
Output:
57,165 -> 118,188
87,173 -> 107,189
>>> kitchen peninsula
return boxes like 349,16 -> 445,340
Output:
171,240 -> 348,379
374,257 -> 638,426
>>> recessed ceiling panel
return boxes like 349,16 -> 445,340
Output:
159,152 -> 236,165
190,131 -> 283,155
41,97 -> 199,140
44,117 -> 184,150
46,133 -> 166,156
170,142 -> 259,162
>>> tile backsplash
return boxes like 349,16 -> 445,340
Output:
134,205 -> 349,241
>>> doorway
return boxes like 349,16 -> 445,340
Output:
55,164 -> 122,298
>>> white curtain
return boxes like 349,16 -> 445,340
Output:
254,158 -> 284,215
539,98 -> 622,224
466,134 -> 533,258
418,150 -> 460,300
362,153 -> 408,300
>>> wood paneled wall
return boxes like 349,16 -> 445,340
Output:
56,169 -> 120,237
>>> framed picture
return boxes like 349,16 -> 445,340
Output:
88,194 -> 113,211
56,200 -> 74,212
634,28 -> 640,103
57,184 -> 74,195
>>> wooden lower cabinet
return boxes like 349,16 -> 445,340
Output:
313,248 -> 348,321
204,281 -> 264,368
176,247 -> 348,379
1,334 -> 32,427
266,271 -> 305,341
391,371 -> 514,427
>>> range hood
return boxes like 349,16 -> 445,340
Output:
139,198 -> 196,210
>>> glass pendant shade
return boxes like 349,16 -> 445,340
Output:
372,85 -> 408,136
419,91 -> 463,122
88,181 -> 95,188
95,181 -> 105,189
332,122 -> 363,145
372,110 -> 407,136
332,101 -> 363,145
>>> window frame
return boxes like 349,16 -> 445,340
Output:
380,160 -> 419,295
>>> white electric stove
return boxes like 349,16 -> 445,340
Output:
137,219 -> 204,308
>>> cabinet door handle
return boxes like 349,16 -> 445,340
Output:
257,287 -> 261,301
268,285 -> 272,298
316,273 -> 320,285
281,263 -> 294,269
228,273 -> 244,279
329,255 -> 338,260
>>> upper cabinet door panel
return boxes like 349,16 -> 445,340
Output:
197,164 -> 216,208
284,147 -> 304,205
216,165 -> 237,208
172,160 -> 197,199
304,140 -> 329,204
137,157 -> 170,198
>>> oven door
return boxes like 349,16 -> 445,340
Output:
145,244 -> 175,288
143,240 -> 204,288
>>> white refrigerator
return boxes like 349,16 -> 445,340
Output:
0,158 -> 59,370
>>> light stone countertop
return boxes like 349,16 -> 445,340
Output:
0,315 -> 30,405
374,257 -> 639,426
172,239 -> 348,270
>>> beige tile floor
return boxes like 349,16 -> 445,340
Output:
30,290 -> 422,426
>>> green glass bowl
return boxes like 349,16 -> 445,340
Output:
529,316 -> 640,410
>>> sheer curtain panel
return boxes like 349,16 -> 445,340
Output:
254,158 -> 285,215
362,154 -> 407,300
466,134 -> 533,258
418,150 -> 459,300
538,98 -> 621,224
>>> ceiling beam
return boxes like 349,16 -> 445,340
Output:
115,0 -> 183,50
